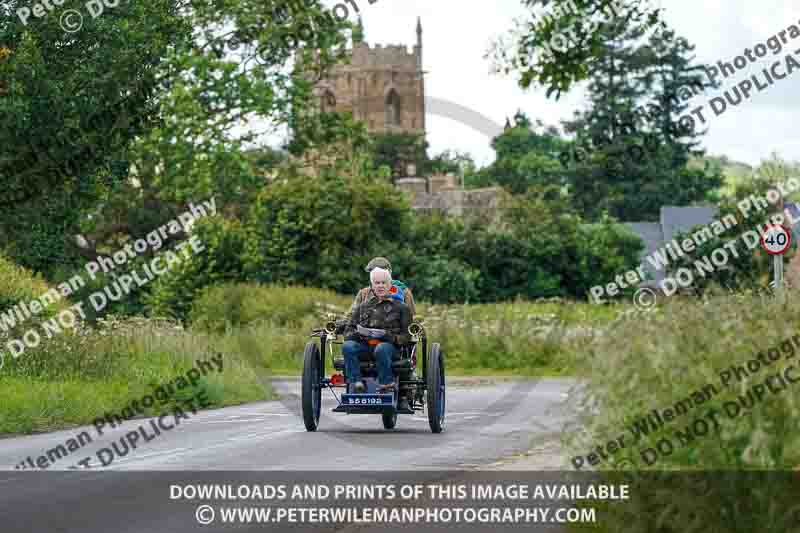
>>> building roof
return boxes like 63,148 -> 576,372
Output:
659,206 -> 719,243
625,206 -> 720,286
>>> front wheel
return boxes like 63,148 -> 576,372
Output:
302,342 -> 322,431
426,343 -> 446,433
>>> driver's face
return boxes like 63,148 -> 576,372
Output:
371,273 -> 390,297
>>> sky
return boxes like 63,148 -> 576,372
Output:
306,0 -> 800,170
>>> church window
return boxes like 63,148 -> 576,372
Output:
385,89 -> 401,127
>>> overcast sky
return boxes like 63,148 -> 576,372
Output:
314,0 -> 800,169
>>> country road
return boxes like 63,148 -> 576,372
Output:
0,377 -> 578,532
1,377 -> 575,471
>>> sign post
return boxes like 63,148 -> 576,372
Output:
761,224 -> 792,301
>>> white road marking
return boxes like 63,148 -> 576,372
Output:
111,448 -> 188,464
201,418 -> 280,424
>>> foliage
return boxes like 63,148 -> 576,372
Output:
489,0 -> 665,98
392,186 -> 643,302
562,290 -> 800,530
557,15 -> 723,221
0,316 -> 267,434
469,112 -> 567,194
145,216 -> 249,321
669,204 -> 783,294
426,150 -> 477,177
244,172 -> 412,293
190,283 -> 343,333
367,132 -> 429,179
0,254 -> 69,325
0,0 -> 183,211
2,0 -> 354,277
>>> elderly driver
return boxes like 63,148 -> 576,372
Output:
349,257 -> 416,318
343,267 -> 412,399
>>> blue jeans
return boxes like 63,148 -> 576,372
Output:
342,340 -> 396,386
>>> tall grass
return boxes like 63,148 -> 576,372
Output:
186,285 -> 619,375
563,288 -> 800,532
1,316 -> 269,434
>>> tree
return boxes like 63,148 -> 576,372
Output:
1,0 -> 355,274
468,112 -> 567,194
489,0 -> 665,98
368,132 -> 429,181
556,12 -> 722,221
426,150 -> 476,177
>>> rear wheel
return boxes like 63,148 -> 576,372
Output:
382,376 -> 399,429
382,410 -> 397,429
426,343 -> 446,433
302,342 -> 322,431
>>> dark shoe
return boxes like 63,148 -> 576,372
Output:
352,381 -> 366,393
398,398 -> 411,411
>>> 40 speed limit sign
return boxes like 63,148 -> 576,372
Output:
761,224 -> 792,255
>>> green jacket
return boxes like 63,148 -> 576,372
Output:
345,296 -> 412,346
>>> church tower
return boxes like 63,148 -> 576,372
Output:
313,20 -> 426,136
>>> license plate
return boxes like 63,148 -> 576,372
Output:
342,394 -> 392,405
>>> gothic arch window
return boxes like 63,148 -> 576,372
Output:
385,89 -> 401,128
320,90 -> 336,112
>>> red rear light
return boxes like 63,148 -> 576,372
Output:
331,373 -> 345,385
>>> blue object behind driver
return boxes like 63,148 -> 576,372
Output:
388,280 -> 407,304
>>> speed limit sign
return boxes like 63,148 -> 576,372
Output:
761,224 -> 792,255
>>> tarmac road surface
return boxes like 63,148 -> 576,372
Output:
0,376 -> 577,533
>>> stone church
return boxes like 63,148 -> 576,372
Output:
312,18 -> 426,136
309,19 -> 501,221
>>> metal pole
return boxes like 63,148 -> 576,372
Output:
775,254 -> 784,302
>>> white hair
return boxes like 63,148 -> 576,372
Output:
370,267 -> 392,284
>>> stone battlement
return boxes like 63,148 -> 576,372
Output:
349,42 -> 420,70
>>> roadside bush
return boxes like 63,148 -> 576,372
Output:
244,173 -> 413,293
189,283 -> 349,333
145,216 -> 249,321
567,215 -> 645,298
670,203 -> 782,293
0,254 -> 71,341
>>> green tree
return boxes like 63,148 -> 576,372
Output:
244,173 -> 413,293
490,0 -> 664,98
30,0 -> 354,272
469,112 -> 567,194
557,14 -> 722,221
368,132 -> 429,181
